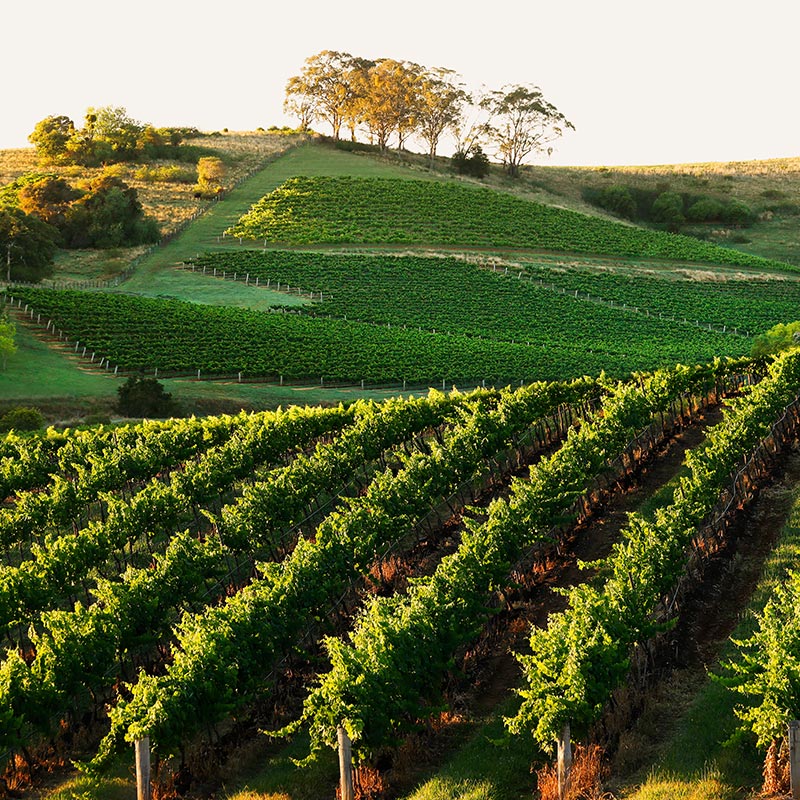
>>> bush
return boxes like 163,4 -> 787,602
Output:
452,144 -> 490,178
651,191 -> 685,229
685,196 -> 726,222
0,406 -> 45,432
594,185 -> 636,219
62,174 -> 160,248
116,376 -> 176,418
721,199 -> 754,227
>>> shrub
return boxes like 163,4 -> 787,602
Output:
192,156 -> 226,198
721,199 -> 754,226
452,144 -> 490,178
116,376 -> 176,418
0,406 -> 45,432
685,196 -> 726,222
594,185 -> 636,219
651,191 -> 685,229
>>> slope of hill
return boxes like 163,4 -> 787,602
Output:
4,136 -> 800,800
3,138 -> 800,418
228,175 -> 794,272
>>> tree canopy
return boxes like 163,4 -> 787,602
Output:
285,51 -> 471,161
28,107 -> 203,166
1,172 -> 159,257
61,174 -> 160,249
0,207 -> 58,283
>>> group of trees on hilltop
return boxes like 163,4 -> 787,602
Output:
284,50 -> 574,176
0,105 -> 182,283
28,107 -> 204,167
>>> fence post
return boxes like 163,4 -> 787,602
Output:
557,722 -> 572,800
337,726 -> 354,800
135,737 -> 151,800
790,721 -> 800,799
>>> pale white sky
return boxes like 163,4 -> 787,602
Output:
3,0 -> 797,166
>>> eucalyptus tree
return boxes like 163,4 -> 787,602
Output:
414,66 -> 469,163
358,58 -> 423,151
480,84 -> 574,177
285,50 -> 374,141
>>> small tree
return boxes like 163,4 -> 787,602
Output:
116,375 -> 176,418
28,115 -> 76,164
80,106 -> 144,164
651,191 -> 685,230
193,157 -> 226,198
685,196 -> 726,223
480,84 -> 574,177
0,207 -> 58,283
452,143 -> 490,178
63,174 -> 159,248
722,199 -> 754,227
18,176 -> 81,230
594,185 -> 637,220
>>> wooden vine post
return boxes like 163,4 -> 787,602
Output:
557,722 -> 572,800
790,720 -> 800,799
135,737 -> 151,800
337,725 -> 354,800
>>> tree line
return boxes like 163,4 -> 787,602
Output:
284,50 -> 575,177
27,107 -> 204,167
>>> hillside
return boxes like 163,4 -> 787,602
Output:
522,156 -> 800,268
3,137 -> 800,800
5,139 -> 800,422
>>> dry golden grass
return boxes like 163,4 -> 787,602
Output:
536,744 -> 611,800
526,157 -> 800,210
